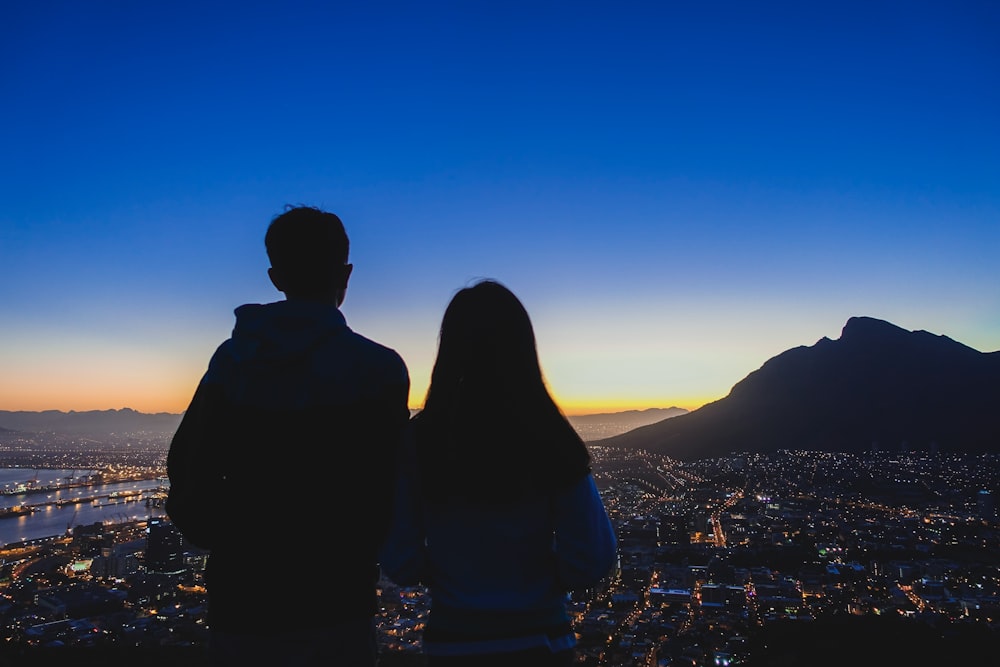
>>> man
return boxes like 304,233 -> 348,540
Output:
166,205 -> 411,666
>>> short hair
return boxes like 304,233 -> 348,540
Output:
264,205 -> 349,295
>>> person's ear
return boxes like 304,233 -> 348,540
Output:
268,267 -> 285,292
335,264 -> 354,307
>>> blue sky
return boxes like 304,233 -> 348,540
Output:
2,1 -> 998,414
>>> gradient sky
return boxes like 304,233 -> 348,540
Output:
2,1 -> 998,416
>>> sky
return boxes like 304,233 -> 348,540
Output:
2,1 -> 998,416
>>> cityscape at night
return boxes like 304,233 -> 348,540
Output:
1,423 -> 997,666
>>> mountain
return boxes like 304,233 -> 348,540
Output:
568,407 -> 687,441
0,408 -> 183,436
569,407 -> 688,426
0,406 -> 686,442
595,316 -> 1000,461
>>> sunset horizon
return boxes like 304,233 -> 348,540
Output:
0,393 -> 711,419
4,312 -> 996,418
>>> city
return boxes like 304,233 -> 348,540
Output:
1,430 -> 998,666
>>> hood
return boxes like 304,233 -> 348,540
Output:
227,300 -> 349,365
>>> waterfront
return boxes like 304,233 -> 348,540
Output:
0,468 -> 165,547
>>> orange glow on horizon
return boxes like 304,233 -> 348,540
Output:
555,396 -> 716,416
0,382 -> 195,415
1,384 -> 717,417
407,395 -> 716,417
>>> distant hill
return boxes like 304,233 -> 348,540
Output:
0,406 -> 685,442
568,407 -> 687,441
595,316 -> 1000,461
0,408 -> 183,436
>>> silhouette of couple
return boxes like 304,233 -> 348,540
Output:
166,206 -> 617,667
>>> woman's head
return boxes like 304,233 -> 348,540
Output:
417,279 -> 591,503
429,280 -> 545,404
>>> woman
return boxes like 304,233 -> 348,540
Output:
380,279 -> 618,666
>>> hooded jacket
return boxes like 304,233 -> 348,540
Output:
166,299 -> 410,634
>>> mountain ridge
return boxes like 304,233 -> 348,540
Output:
567,407 -> 688,441
595,316 -> 1000,461
0,408 -> 184,436
0,406 -> 685,440
566,407 -> 688,424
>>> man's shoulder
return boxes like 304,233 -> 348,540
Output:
341,329 -> 408,372
343,328 -> 402,358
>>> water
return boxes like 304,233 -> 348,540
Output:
0,468 -> 99,488
0,468 -> 166,547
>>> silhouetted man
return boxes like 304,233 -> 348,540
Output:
166,205 -> 410,666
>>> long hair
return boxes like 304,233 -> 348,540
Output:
414,279 -> 591,504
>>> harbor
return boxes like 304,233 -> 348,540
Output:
0,469 -> 168,547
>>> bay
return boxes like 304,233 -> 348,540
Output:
0,468 -> 167,547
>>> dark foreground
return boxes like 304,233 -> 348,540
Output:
2,616 -> 996,667
0,646 -> 426,667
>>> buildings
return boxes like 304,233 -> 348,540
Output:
0,446 -> 997,665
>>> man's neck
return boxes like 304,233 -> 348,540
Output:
283,292 -> 344,307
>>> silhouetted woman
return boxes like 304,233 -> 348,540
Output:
380,279 -> 617,667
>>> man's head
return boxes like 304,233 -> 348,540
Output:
265,205 -> 353,305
